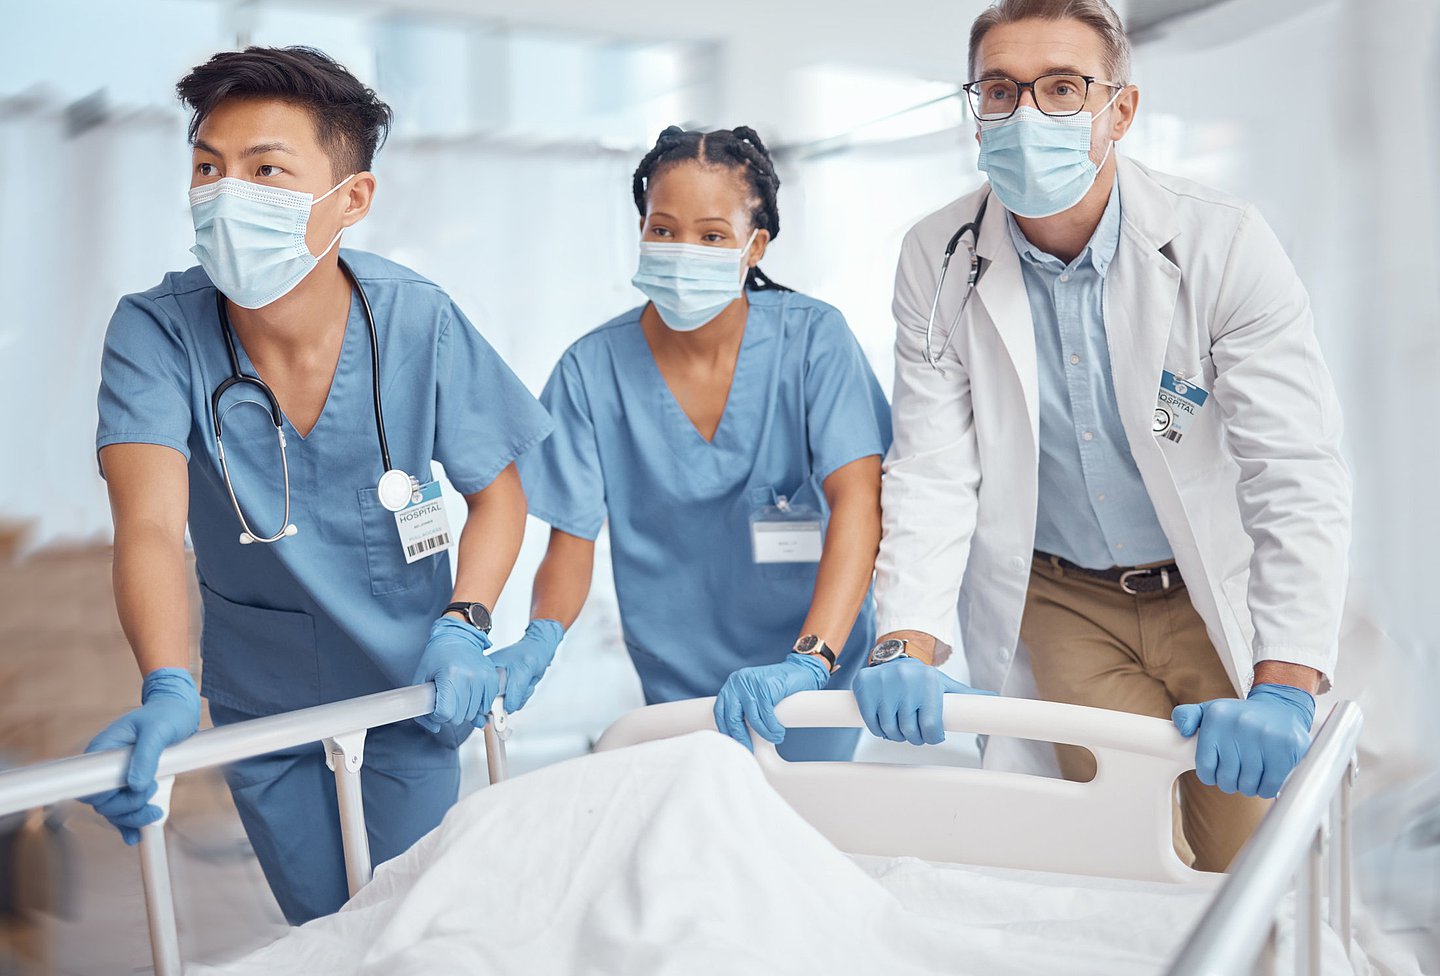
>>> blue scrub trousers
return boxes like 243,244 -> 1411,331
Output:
210,703 -> 462,925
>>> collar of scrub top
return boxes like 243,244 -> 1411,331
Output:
924,190 -> 993,373
210,256 -> 420,545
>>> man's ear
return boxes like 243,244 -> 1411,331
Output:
1109,85 -> 1140,142
338,172 -> 376,229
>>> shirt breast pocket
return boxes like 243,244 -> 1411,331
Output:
357,486 -> 438,596
199,583 -> 319,715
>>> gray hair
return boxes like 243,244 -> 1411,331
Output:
968,0 -> 1132,85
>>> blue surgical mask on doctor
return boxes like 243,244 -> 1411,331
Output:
632,230 -> 758,332
976,88 -> 1122,219
189,174 -> 354,309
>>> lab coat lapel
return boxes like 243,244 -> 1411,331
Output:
974,196 -> 1039,446
1105,157 -> 1181,446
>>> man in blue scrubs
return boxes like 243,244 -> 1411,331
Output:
81,47 -> 552,923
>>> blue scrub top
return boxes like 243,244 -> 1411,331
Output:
518,288 -> 892,704
96,249 -> 553,717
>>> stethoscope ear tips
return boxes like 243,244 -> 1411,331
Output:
283,523 -> 299,537
239,533 -> 254,545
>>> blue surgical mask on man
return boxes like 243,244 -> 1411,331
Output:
631,230 -> 758,332
189,175 -> 354,309
976,90 -> 1122,219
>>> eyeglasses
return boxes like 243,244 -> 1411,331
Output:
962,74 -> 1123,122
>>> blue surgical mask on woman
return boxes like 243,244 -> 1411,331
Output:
631,230 -> 758,332
189,175 -> 353,309
976,91 -> 1121,219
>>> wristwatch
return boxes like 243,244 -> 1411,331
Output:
792,634 -> 836,672
868,638 -> 910,667
443,601 -> 493,633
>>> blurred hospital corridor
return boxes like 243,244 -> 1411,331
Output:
2,0 -> 1439,972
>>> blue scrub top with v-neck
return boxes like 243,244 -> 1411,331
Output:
96,249 -> 553,717
518,288 -> 892,720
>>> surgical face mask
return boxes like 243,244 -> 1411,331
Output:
189,175 -> 353,309
976,92 -> 1120,219
631,230 -> 757,332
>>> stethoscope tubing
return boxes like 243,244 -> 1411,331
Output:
924,191 -> 992,372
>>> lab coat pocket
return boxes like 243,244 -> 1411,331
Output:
199,583 -> 320,715
357,487 -> 431,596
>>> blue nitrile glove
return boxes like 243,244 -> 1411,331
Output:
714,653 -> 830,751
82,667 -> 201,845
412,616 -> 499,733
488,619 -> 564,713
854,657 -> 997,746
1172,683 -> 1316,799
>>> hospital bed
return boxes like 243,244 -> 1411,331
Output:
0,686 -> 1364,975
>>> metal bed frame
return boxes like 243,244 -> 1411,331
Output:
0,687 -> 1361,976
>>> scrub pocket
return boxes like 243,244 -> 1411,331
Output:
199,583 -> 320,715
747,484 -> 824,581
357,485 -> 434,596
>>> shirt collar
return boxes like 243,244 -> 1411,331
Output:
1005,176 -> 1122,278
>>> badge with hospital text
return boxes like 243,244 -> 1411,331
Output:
394,481 -> 454,564
1153,370 -> 1209,444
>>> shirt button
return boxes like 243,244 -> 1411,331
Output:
1082,430 -> 1094,441
1097,493 -> 1106,502
1070,354 -> 1081,365
1116,543 -> 1127,551
1060,274 -> 1071,283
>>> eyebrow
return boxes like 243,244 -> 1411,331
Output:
192,138 -> 300,158
977,65 -> 1090,81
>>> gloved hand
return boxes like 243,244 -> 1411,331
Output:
854,657 -> 997,746
82,667 -> 201,845
488,619 -> 564,713
714,653 -> 830,751
1172,683 -> 1315,799
412,616 -> 499,734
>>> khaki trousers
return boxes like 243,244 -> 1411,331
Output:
1020,553 -> 1269,872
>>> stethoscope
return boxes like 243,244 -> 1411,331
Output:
211,257 -> 419,545
923,191 -> 992,373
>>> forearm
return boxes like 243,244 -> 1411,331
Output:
450,464 -> 527,611
529,529 -> 595,630
802,490 -> 880,661
113,524 -> 191,676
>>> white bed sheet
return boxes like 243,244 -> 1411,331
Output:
193,731 -> 1357,976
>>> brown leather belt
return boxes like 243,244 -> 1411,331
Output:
1035,550 -> 1183,595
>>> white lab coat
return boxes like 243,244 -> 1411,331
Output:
874,156 -> 1352,701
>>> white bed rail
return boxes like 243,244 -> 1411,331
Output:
598,690 -> 1209,884
1169,699 -> 1364,976
0,682 -> 509,976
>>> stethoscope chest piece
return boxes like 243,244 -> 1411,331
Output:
377,467 -> 421,513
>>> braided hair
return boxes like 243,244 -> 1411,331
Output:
631,125 -> 791,292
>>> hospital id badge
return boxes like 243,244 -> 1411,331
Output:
750,498 -> 824,564
1152,370 -> 1210,444
394,481 -> 454,564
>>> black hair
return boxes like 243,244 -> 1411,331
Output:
632,125 -> 790,292
176,46 -> 393,180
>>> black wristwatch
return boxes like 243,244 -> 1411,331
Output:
443,601 -> 493,633
792,634 -> 837,671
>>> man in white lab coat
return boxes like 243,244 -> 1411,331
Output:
852,0 -> 1351,870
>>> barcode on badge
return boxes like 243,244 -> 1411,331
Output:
1162,429 -> 1183,443
406,532 -> 451,560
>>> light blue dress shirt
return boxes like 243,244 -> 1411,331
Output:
1007,181 -> 1174,570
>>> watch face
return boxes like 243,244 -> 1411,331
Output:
466,604 -> 493,632
870,639 -> 906,665
795,635 -> 820,654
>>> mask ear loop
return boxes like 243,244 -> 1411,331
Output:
738,228 -> 760,285
1091,87 -> 1126,172
310,174 -> 358,260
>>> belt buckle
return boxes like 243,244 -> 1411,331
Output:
1119,567 -> 1171,595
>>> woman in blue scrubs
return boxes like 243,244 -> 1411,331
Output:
507,126 -> 891,761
